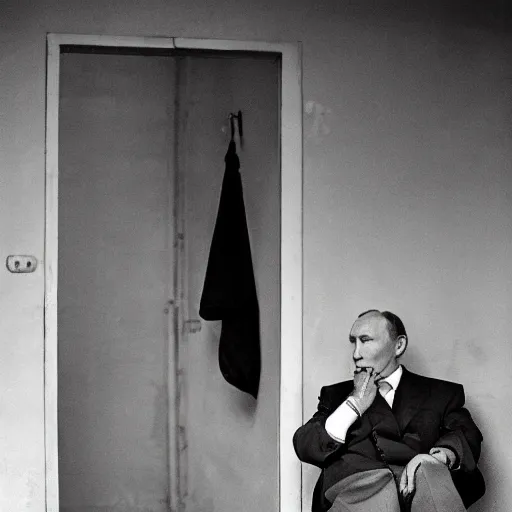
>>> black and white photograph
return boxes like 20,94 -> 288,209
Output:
1,2 -> 511,512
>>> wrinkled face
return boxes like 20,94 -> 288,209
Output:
349,312 -> 401,377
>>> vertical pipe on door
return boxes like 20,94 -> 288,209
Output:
166,53 -> 180,512
173,55 -> 190,512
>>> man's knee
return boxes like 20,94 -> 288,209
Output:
416,459 -> 450,479
412,460 -> 466,511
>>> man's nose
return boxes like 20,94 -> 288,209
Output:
353,341 -> 362,360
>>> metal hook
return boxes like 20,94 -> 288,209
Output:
230,114 -> 235,141
229,111 -> 243,143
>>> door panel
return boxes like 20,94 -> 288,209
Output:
58,53 -> 175,512
177,54 -> 280,512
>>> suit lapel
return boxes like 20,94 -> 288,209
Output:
392,367 -> 431,432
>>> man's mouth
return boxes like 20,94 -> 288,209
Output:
355,365 -> 374,372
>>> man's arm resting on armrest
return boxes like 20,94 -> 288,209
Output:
433,384 -> 483,473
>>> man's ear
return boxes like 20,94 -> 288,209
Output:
395,335 -> 407,357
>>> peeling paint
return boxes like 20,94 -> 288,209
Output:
305,100 -> 332,143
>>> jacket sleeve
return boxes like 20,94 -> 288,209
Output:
293,386 -> 346,469
434,384 -> 483,472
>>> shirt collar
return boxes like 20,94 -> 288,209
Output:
380,364 -> 403,391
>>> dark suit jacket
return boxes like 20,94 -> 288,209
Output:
293,367 -> 485,511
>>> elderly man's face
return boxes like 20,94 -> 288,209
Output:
349,313 -> 399,377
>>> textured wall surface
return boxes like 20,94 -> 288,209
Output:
1,1 -> 512,511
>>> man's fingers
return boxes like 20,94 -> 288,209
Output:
400,460 -> 421,497
407,461 -> 421,495
360,370 -> 372,394
407,465 -> 416,495
399,466 -> 408,494
367,370 -> 380,390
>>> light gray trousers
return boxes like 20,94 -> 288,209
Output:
324,460 -> 466,512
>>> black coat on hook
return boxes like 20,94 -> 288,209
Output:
199,137 -> 260,399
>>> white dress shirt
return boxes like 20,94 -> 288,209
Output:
325,365 -> 403,443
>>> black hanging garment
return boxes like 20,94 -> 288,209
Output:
199,140 -> 261,398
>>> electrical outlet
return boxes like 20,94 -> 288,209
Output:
6,255 -> 38,273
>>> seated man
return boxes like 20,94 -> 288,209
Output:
293,310 -> 485,512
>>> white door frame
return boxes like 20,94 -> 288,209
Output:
45,33 -> 303,512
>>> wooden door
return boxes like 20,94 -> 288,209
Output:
58,51 -> 176,512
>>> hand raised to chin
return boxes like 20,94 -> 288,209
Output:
349,368 -> 381,415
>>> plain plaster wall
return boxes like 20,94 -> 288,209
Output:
1,1 -> 512,511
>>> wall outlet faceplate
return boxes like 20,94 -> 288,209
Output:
6,255 -> 38,273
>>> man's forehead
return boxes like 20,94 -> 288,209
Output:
350,312 -> 388,335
